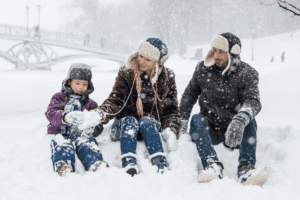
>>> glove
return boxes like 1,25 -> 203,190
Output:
162,128 -> 178,152
64,111 -> 84,126
81,127 -> 95,139
225,112 -> 250,148
178,119 -> 188,135
92,108 -> 107,123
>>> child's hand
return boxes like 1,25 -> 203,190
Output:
64,111 -> 84,125
81,127 -> 95,139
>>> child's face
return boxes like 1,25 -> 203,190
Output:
69,79 -> 89,95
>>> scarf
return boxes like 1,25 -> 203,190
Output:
61,92 -> 84,141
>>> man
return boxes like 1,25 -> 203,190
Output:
179,33 -> 269,186
94,38 -> 180,176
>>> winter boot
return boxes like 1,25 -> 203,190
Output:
124,163 -> 138,177
121,154 -> 138,177
238,164 -> 269,186
197,162 -> 224,183
89,160 -> 109,172
55,160 -> 73,176
150,155 -> 168,174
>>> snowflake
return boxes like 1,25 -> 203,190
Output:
140,93 -> 146,99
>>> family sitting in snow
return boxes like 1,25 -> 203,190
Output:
45,34 -> 269,186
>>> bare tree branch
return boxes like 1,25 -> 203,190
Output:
277,0 -> 300,16
254,0 -> 300,16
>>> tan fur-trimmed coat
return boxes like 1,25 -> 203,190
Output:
99,65 -> 180,135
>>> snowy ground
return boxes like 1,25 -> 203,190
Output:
1,32 -> 300,200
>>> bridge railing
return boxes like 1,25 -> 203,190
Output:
0,24 -> 133,54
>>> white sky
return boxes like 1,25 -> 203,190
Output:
0,0 -> 120,31
0,0 -> 72,31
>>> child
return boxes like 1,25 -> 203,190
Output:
45,63 -> 108,176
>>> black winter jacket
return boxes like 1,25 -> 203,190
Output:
179,61 -> 261,129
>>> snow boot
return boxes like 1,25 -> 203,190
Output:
197,162 -> 224,183
121,154 -> 138,177
238,165 -> 269,186
55,160 -> 73,176
124,163 -> 138,177
150,155 -> 168,174
89,160 -> 109,172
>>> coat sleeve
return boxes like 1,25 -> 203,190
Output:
45,93 -> 66,126
160,70 -> 180,135
238,66 -> 262,121
99,68 -> 131,124
179,63 -> 202,121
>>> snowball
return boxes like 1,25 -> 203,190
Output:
78,110 -> 101,130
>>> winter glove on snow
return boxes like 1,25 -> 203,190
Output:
81,127 -> 95,139
162,128 -> 178,152
92,124 -> 104,138
92,108 -> 108,124
225,112 -> 250,148
178,119 -> 188,135
64,111 -> 84,126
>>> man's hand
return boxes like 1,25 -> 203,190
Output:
162,128 -> 178,152
64,111 -> 84,126
225,112 -> 250,148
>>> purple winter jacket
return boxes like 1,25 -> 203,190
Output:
45,87 -> 101,136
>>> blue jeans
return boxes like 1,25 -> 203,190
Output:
110,116 -> 164,167
190,114 -> 257,170
51,137 -> 104,171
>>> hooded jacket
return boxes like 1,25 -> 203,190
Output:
45,64 -> 103,137
179,60 -> 261,130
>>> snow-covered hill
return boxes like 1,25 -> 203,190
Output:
0,32 -> 300,200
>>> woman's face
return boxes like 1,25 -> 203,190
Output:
137,54 -> 156,73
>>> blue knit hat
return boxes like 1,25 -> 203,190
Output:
144,38 -> 168,62
126,38 -> 169,84
136,38 -> 169,63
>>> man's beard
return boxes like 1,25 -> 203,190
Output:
215,59 -> 227,68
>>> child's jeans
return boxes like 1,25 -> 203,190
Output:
51,136 -> 104,172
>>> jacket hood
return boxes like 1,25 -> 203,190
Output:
62,63 -> 94,97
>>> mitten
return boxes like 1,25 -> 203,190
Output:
225,112 -> 250,148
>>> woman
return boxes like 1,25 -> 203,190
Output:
94,38 -> 180,176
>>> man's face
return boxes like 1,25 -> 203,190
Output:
69,79 -> 89,94
212,47 -> 229,68
137,54 -> 156,72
